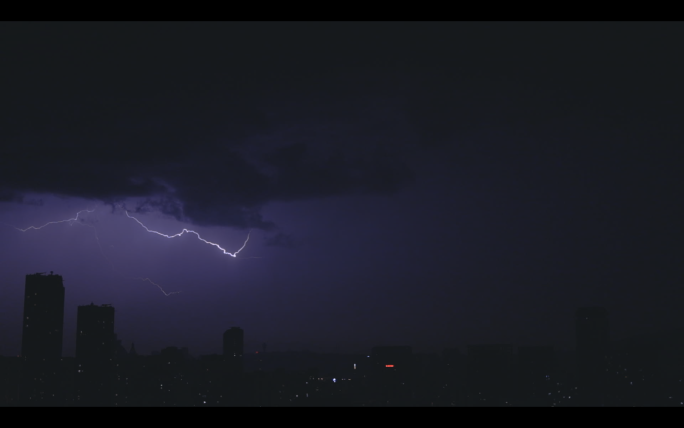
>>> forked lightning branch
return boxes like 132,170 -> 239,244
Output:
8,208 -> 251,296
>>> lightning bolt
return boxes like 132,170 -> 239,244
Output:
7,206 -> 255,295
14,209 -> 95,231
124,211 -> 250,258
88,223 -> 181,297
10,208 -> 180,296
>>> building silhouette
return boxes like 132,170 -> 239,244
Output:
19,272 -> 66,405
441,348 -> 466,406
466,344 -> 514,406
75,303 -> 116,406
575,307 -> 610,406
13,271 -> 680,406
223,327 -> 244,373
369,346 -> 414,405
516,346 -> 556,406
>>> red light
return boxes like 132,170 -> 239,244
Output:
385,364 -> 394,368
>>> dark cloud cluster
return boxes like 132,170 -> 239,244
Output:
0,27 -> 417,231
0,106 -> 415,230
3,22 -> 683,233
0,24 -> 427,230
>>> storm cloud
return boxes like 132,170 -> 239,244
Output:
0,24 -> 423,230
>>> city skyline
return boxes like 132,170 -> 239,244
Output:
5,270 -> 680,358
5,271 -> 683,406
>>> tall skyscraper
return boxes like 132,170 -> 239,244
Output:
575,306 -> 610,406
75,303 -> 116,406
223,327 -> 244,372
21,272 -> 65,359
19,272 -> 66,405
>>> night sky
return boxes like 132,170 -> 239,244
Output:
1,22 -> 682,357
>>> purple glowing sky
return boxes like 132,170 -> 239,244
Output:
0,22 -> 682,357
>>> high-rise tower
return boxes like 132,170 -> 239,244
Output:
21,272 -> 65,359
223,327 -> 244,372
75,303 -> 116,406
19,272 -> 66,405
